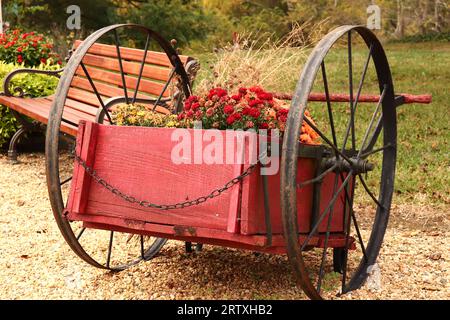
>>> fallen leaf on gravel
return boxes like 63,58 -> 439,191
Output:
428,253 -> 442,261
20,255 -> 30,259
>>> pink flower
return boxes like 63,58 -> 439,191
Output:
206,108 -> 214,117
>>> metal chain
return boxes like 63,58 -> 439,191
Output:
73,154 -> 260,211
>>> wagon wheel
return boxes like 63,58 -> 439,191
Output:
281,26 -> 397,299
45,24 -> 191,270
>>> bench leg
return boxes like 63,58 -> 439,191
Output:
8,127 -> 27,164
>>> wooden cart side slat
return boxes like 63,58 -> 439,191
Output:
72,121 -> 99,214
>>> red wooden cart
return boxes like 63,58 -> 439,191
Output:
45,24 -> 431,299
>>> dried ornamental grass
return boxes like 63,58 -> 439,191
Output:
196,21 -> 329,95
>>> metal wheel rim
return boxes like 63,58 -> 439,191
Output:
280,25 -> 397,299
45,24 -> 190,270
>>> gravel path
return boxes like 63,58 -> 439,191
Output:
0,153 -> 448,300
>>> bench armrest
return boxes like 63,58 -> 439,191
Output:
0,67 -> 64,97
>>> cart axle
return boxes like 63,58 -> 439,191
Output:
324,157 -> 374,174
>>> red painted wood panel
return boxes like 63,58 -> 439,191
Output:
67,122 -> 244,231
65,122 -> 349,248
240,159 -> 347,235
82,218 -> 354,254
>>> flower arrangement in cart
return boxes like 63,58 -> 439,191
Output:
112,86 -> 320,145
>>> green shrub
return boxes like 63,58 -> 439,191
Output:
0,61 -> 60,147
0,28 -> 61,67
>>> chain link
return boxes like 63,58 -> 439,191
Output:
73,154 -> 260,211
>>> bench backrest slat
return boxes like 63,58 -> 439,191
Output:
69,40 -> 192,109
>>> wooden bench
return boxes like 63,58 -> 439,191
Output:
0,40 -> 199,162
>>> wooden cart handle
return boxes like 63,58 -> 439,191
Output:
273,92 -> 432,104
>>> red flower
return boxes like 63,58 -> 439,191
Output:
184,101 -> 191,111
242,107 -> 252,116
277,109 -> 289,120
231,94 -> 241,101
250,108 -> 261,119
249,99 -> 263,108
239,87 -> 247,95
191,102 -> 200,111
17,54 -> 23,63
17,47 -> 23,53
223,105 -> 234,114
195,110 -> 203,119
187,95 -> 198,103
259,122 -> 269,129
226,115 -> 236,125
178,113 -> 185,120
226,113 -> 242,125
40,58 -> 47,64
257,92 -> 273,101
249,86 -> 263,94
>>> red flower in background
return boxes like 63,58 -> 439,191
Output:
0,28 -> 61,67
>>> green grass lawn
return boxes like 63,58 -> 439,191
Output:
191,42 -> 449,205
384,42 -> 449,205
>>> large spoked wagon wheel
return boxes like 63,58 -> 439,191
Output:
46,24 -> 191,271
281,26 -> 397,299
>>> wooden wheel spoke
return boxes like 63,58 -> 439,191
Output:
152,68 -> 176,111
342,43 -> 373,152
316,173 -> 341,292
303,117 -> 353,165
347,31 -> 355,150
80,62 -> 114,124
106,231 -> 114,268
339,173 -> 369,263
76,227 -> 86,241
113,30 -> 129,103
360,144 -> 393,159
358,174 -> 385,210
140,235 -> 145,259
60,176 -> 72,186
321,62 -> 338,148
351,210 -> 368,262
301,172 -> 354,250
297,164 -> 338,189
132,34 -> 151,104
358,85 -> 386,157
341,176 -> 356,292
